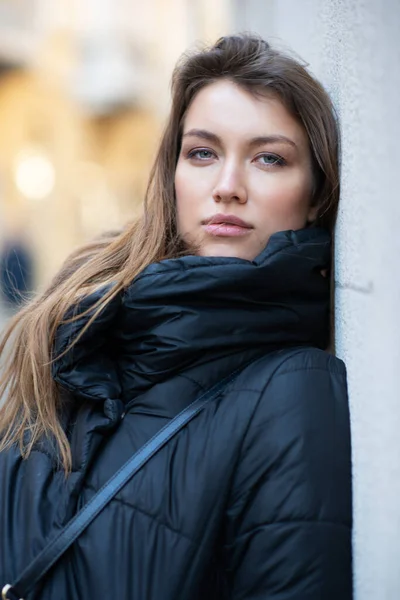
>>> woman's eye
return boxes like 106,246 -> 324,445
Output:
256,153 -> 285,166
188,149 -> 215,160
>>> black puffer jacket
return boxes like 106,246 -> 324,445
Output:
0,228 -> 352,599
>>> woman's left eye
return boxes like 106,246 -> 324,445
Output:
255,153 -> 285,166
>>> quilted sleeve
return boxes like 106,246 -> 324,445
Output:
223,356 -> 352,599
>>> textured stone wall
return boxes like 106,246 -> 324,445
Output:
234,1 -> 400,598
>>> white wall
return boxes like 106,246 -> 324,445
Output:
233,1 -> 400,598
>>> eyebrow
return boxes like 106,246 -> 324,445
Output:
182,128 -> 298,149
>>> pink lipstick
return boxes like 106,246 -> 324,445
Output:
203,214 -> 253,237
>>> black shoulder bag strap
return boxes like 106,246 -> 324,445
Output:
2,364 -> 248,600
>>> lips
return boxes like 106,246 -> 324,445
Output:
203,214 -> 253,228
202,214 -> 253,238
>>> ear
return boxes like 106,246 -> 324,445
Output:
307,204 -> 318,223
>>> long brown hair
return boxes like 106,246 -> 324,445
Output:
0,34 -> 340,471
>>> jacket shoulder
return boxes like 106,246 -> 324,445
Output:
237,346 -> 347,395
231,347 -> 350,473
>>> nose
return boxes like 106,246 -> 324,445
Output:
212,163 -> 247,205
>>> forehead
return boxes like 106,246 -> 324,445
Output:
183,79 -> 308,146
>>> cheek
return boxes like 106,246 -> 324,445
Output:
175,163 -> 211,225
257,171 -> 313,220
175,162 -> 195,207
175,163 -> 210,201
174,167 -> 196,233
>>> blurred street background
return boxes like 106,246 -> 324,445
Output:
0,2 -> 400,599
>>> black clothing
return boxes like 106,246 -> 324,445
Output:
0,228 -> 352,599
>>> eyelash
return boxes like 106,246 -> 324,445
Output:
187,149 -> 215,160
255,153 -> 286,167
186,148 -> 286,167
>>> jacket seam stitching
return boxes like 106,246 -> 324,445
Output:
224,519 -> 352,547
175,372 -> 207,392
271,365 -> 346,378
84,482 -> 199,546
223,388 -> 262,394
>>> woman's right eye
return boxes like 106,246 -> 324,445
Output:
187,149 -> 215,160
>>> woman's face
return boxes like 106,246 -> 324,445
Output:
175,80 -> 316,260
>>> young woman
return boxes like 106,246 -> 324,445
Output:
0,35 -> 352,599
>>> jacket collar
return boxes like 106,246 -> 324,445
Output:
52,227 -> 331,404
